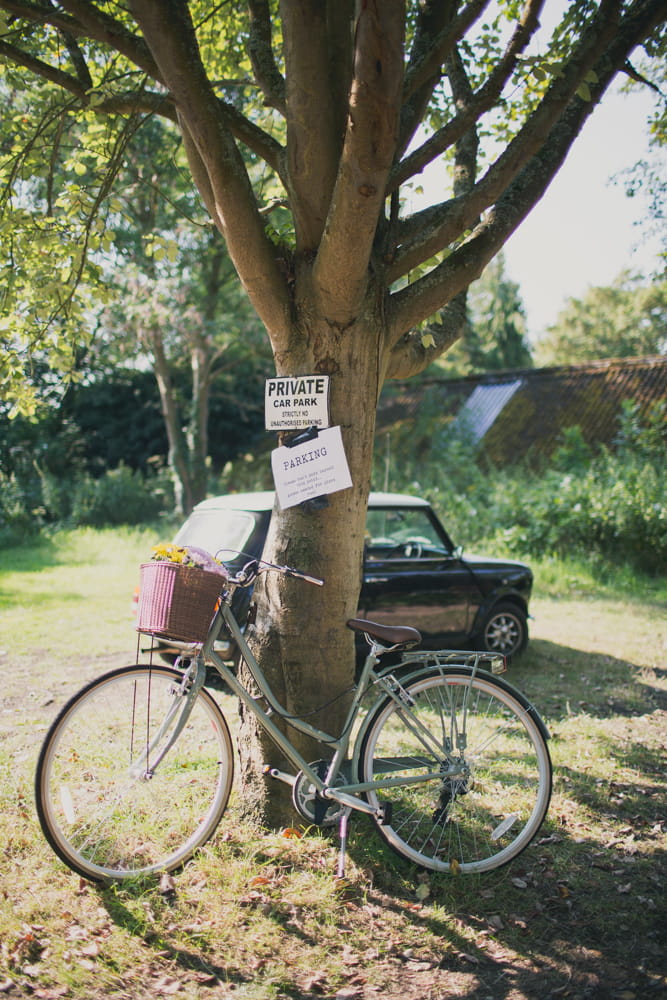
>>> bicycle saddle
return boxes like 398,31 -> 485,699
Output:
346,617 -> 421,647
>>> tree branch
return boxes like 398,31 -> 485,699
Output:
387,0 -> 623,283
129,0 -> 292,347
391,0 -> 544,192
0,38 -> 86,98
280,0 -> 344,251
312,0 -> 404,325
403,0 -> 489,100
397,0 -> 489,159
385,293 -> 468,379
0,0 -> 165,81
387,0 -> 666,347
247,0 -> 286,115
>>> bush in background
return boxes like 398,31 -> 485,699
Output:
2,398 -> 664,576
375,401 -> 666,575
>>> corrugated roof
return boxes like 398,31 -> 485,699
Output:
377,355 -> 667,466
454,380 -> 523,442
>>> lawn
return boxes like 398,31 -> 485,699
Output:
0,529 -> 665,999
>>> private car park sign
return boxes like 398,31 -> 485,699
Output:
264,375 -> 330,431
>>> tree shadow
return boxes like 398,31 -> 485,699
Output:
91,632 -> 665,999
511,637 -> 666,721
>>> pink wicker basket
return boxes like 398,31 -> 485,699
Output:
136,562 -> 225,643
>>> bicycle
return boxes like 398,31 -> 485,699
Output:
35,555 -> 552,883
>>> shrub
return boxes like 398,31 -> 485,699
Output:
0,472 -> 41,547
70,465 -> 170,527
376,401 -> 666,575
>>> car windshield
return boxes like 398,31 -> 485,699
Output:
174,508 -> 258,557
366,507 -> 450,557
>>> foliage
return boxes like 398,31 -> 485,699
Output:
616,20 -> 666,255
534,270 -> 667,365
436,252 -> 533,375
1,0 -> 664,823
0,1 -> 663,403
376,400 -> 667,575
0,527 -> 665,999
67,464 -> 169,529
0,363 -> 268,539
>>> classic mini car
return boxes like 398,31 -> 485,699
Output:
168,490 -> 533,661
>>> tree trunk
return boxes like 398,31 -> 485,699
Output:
238,305 -> 383,825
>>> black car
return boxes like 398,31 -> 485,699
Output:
171,490 -> 532,660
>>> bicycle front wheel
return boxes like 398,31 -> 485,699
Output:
358,668 -> 552,874
35,665 -> 234,882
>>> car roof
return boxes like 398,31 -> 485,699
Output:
192,491 -> 430,513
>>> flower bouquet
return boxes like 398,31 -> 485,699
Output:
136,543 -> 229,643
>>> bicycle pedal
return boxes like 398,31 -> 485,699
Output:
378,801 -> 393,826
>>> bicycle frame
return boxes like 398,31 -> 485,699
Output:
179,587 -> 489,818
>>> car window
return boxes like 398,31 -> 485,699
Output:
365,508 -> 450,560
174,509 -> 258,556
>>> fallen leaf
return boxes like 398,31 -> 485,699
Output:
406,960 -> 435,972
159,872 -> 177,897
303,971 -> 328,992
79,942 -> 100,958
415,882 -> 430,901
152,975 -> 182,995
249,875 -> 272,887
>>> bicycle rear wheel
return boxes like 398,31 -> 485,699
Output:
35,664 -> 234,882
357,667 -> 552,873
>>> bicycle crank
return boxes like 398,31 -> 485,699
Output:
291,761 -> 348,827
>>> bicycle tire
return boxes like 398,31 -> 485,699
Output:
357,667 -> 552,873
35,664 -> 234,882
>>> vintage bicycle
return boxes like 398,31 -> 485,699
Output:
35,553 -> 552,883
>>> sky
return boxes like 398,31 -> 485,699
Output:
502,77 -> 664,341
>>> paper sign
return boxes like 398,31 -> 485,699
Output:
265,375 -> 330,430
271,426 -> 352,510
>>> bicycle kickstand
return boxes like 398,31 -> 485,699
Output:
336,806 -> 352,879
336,807 -> 353,880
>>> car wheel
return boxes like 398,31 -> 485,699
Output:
477,602 -> 528,658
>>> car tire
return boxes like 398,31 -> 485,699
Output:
476,602 -> 528,658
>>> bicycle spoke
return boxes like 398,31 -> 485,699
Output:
358,668 -> 551,873
35,665 -> 233,881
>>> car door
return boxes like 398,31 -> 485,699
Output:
358,504 -> 482,642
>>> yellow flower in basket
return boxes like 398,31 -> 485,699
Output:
150,543 -> 227,575
151,543 -> 192,566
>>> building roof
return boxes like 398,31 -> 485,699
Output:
377,355 -> 667,465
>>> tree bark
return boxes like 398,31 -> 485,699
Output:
238,301 -> 383,823
2,0 -> 664,827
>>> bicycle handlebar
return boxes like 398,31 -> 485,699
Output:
227,557 -> 324,588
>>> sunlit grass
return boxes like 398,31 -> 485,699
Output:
0,527 -> 665,999
0,526 -> 161,659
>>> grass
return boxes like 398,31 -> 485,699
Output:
1,528 -> 665,999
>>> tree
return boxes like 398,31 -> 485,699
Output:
535,270 -> 667,364
1,0 -> 664,823
98,220 -> 271,515
617,22 -> 666,253
436,251 -> 532,373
